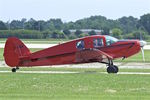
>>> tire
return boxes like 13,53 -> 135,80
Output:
107,65 -> 118,73
113,65 -> 119,73
12,68 -> 16,72
107,65 -> 115,73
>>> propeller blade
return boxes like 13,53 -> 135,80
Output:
141,47 -> 145,62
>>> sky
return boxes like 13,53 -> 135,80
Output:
0,0 -> 150,22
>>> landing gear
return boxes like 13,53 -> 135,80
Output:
11,67 -> 19,72
106,60 -> 119,73
12,68 -> 16,72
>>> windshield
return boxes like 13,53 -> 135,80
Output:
105,36 -> 118,46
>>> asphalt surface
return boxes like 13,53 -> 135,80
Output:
1,61 -> 150,74
1,71 -> 150,75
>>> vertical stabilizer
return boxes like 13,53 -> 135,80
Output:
3,37 -> 30,67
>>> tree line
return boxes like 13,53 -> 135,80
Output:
0,13 -> 150,39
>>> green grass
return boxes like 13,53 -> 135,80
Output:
0,67 -> 150,100
115,50 -> 150,62
0,38 -> 69,44
0,38 -> 69,41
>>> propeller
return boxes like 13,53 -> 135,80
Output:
139,32 -> 147,62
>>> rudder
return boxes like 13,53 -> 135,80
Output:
3,37 -> 30,67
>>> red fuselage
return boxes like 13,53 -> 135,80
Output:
4,35 -> 141,67
19,35 -> 140,67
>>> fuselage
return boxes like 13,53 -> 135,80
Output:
19,35 -> 141,67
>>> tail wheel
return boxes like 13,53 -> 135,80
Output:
11,67 -> 19,73
12,68 -> 16,72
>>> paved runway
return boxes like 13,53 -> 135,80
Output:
0,71 -> 79,74
1,70 -> 150,75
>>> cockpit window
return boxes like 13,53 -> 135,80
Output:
76,40 -> 85,50
93,38 -> 104,47
105,36 -> 118,46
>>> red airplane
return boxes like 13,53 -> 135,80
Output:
3,35 -> 145,73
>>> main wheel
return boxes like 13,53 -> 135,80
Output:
107,65 -> 115,73
107,65 -> 118,73
113,65 -> 119,73
12,68 -> 16,72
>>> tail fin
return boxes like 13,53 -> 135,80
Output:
3,37 -> 30,67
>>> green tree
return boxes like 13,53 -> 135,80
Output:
48,19 -> 63,30
10,20 -> 23,29
123,30 -> 148,40
21,18 -> 27,29
0,21 -> 7,30
63,29 -> 71,35
132,30 -> 148,40
69,34 -> 77,39
75,30 -> 82,37
101,27 -> 110,35
111,28 -> 123,39
140,14 -> 150,34
24,18 -> 36,30
51,31 -> 66,39
42,30 -> 51,38
118,16 -> 138,34
88,30 -> 96,36
78,33 -> 89,38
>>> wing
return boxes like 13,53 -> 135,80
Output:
75,48 -> 113,63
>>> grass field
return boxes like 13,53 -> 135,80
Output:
115,50 -> 150,62
0,38 -> 69,44
0,67 -> 150,100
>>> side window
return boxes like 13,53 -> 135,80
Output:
93,38 -> 104,47
76,40 -> 85,50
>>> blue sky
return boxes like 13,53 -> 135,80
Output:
0,0 -> 150,22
